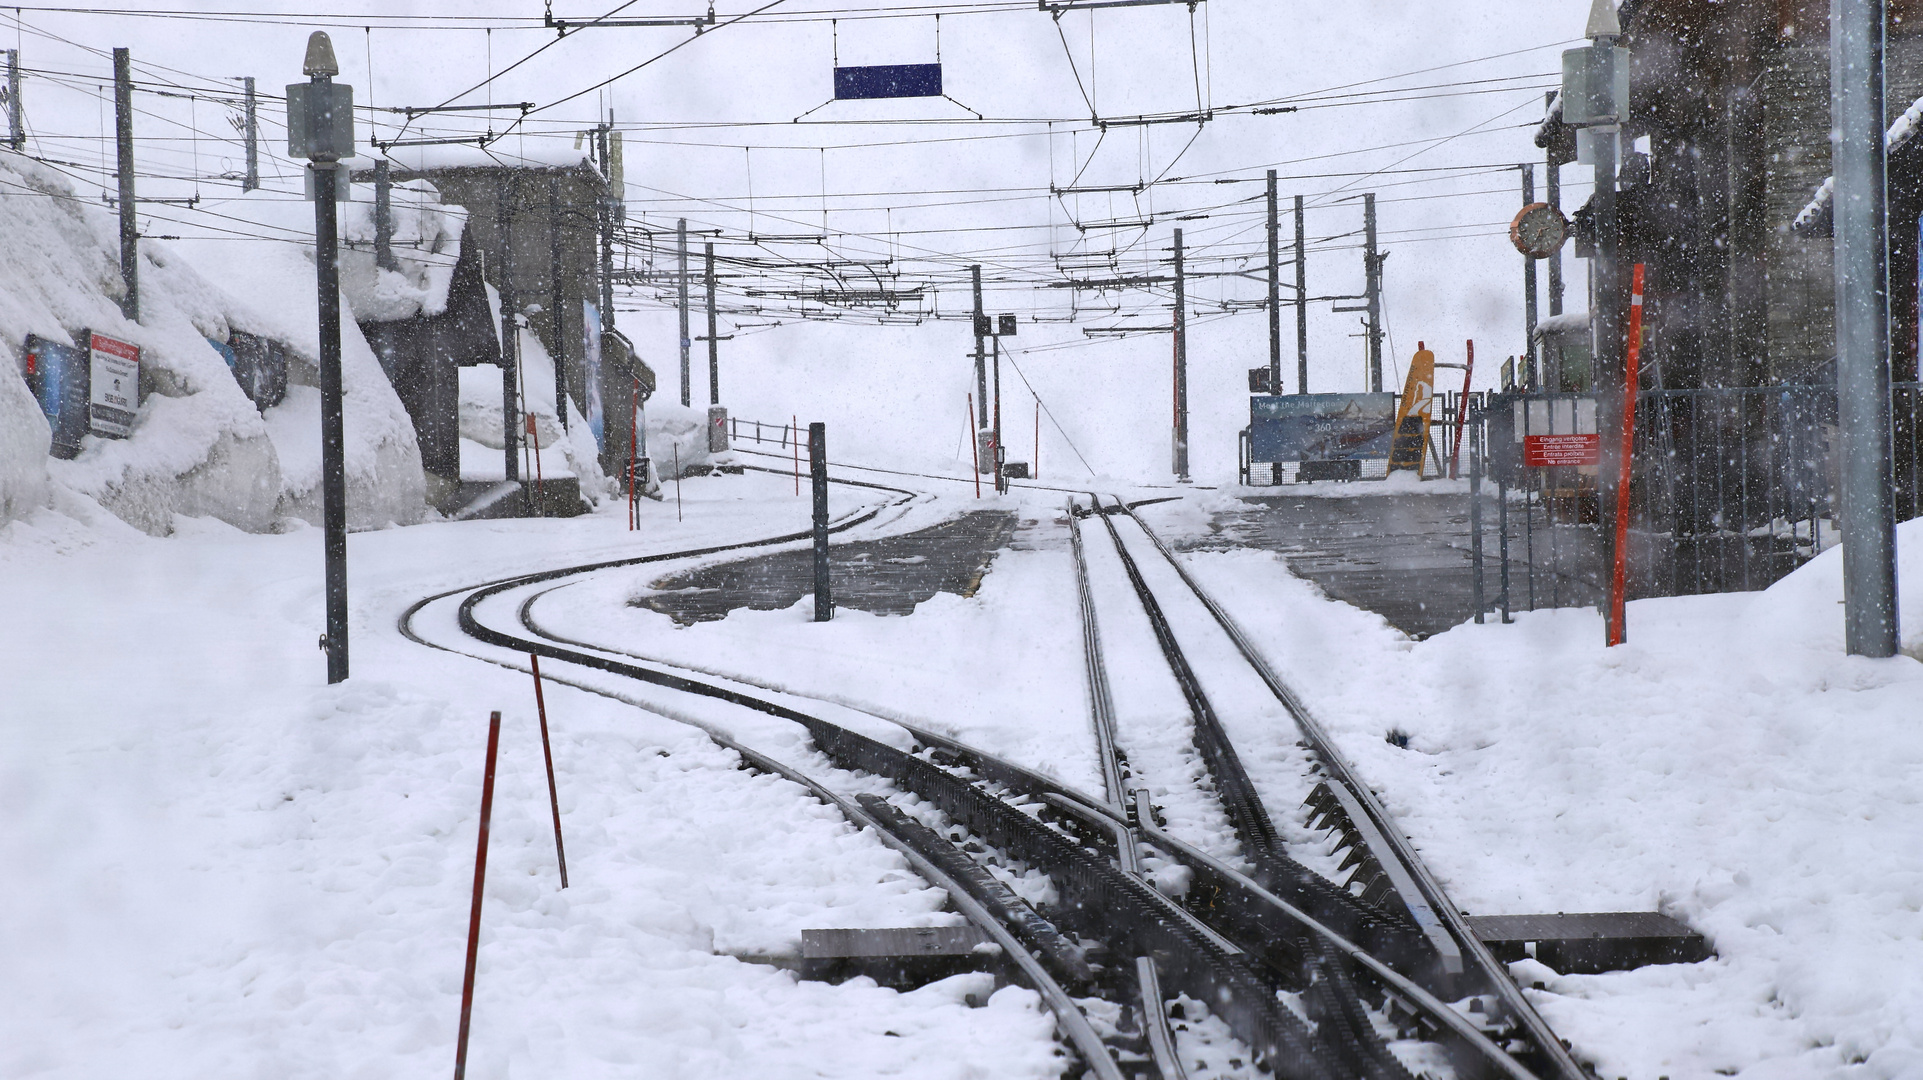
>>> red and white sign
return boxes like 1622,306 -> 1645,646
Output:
87,331 -> 140,438
1523,432 -> 1600,468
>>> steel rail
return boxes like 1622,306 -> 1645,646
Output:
405,591 -> 1120,1078
492,492 -> 1555,1079
457,587 -> 1332,1078
400,488 -> 1325,1077
1087,498 -> 1422,956
1117,503 -> 1589,1080
1077,495 -> 1422,1080
395,492 -> 1137,1078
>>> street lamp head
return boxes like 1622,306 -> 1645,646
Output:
302,31 -> 340,77
1584,0 -> 1621,39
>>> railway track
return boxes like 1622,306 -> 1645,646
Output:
399,476 -> 1586,1080
1068,495 -> 1587,1080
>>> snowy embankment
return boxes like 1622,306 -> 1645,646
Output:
1141,502 -> 1923,1080
0,151 -> 430,534
0,475 -> 1065,1079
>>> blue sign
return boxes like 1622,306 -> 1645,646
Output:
207,332 -> 288,411
1249,393 -> 1397,463
834,63 -> 943,100
22,334 -> 89,459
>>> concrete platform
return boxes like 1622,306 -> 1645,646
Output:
1194,493 -> 1492,639
635,510 -> 1018,624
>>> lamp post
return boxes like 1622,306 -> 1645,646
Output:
1564,0 -> 1628,644
287,31 -> 354,683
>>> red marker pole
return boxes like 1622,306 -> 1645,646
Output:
792,414 -> 800,497
453,711 -> 503,1080
1607,263 -> 1647,647
967,395 -> 981,498
528,656 -> 568,888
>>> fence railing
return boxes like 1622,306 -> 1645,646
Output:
1468,382 -> 1922,613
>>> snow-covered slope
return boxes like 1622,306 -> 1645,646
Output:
167,187 -> 429,530
0,150 -> 432,534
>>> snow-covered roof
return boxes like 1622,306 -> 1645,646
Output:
1535,310 -> 1590,337
1533,91 -> 1563,149
1792,92 -> 1923,235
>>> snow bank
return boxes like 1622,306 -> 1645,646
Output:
0,360 -> 49,524
337,178 -> 465,323
169,190 -> 429,529
0,151 -> 280,534
456,314 -> 612,498
646,401 -> 715,479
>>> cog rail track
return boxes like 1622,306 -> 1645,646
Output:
397,475 -> 1567,1079
1068,495 -> 1585,1080
397,483 -> 1276,1078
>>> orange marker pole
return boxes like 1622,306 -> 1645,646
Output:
1608,263 -> 1647,647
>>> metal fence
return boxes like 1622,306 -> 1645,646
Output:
1470,382 -> 1923,614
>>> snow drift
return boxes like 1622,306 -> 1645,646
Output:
0,150 -> 432,534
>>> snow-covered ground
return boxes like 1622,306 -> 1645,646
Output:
1137,501 -> 1923,1080
5,450 -> 1922,1080
0,474 -> 1065,1080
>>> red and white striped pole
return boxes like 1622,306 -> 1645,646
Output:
1607,263 -> 1647,647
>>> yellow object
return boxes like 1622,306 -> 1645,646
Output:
1388,346 -> 1437,474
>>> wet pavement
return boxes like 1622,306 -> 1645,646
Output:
635,511 -> 1022,624
1185,494 -> 1494,639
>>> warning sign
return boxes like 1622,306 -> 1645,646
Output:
87,331 -> 140,438
1524,433 -> 1600,467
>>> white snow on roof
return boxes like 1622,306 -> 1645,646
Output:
1534,309 -> 1591,336
1793,91 -> 1923,231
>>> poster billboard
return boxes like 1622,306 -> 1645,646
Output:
86,331 -> 140,438
23,334 -> 90,458
1249,393 -> 1397,463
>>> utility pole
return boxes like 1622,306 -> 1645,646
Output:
1172,227 -> 1189,482
497,181 -> 520,482
1545,92 -> 1563,320
287,31 -> 353,683
6,50 -> 22,151
1522,164 -> 1540,387
1363,192 -> 1383,392
971,265 -> 992,474
971,264 -> 988,444
809,422 -> 831,622
677,217 -> 691,407
992,334 -> 1005,492
241,76 -> 258,191
113,48 -> 138,323
548,175 -> 567,429
1832,0 -> 1901,656
597,120 -> 615,333
373,159 -> 397,271
1295,194 -> 1308,394
1266,169 -> 1282,392
705,241 -> 719,404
